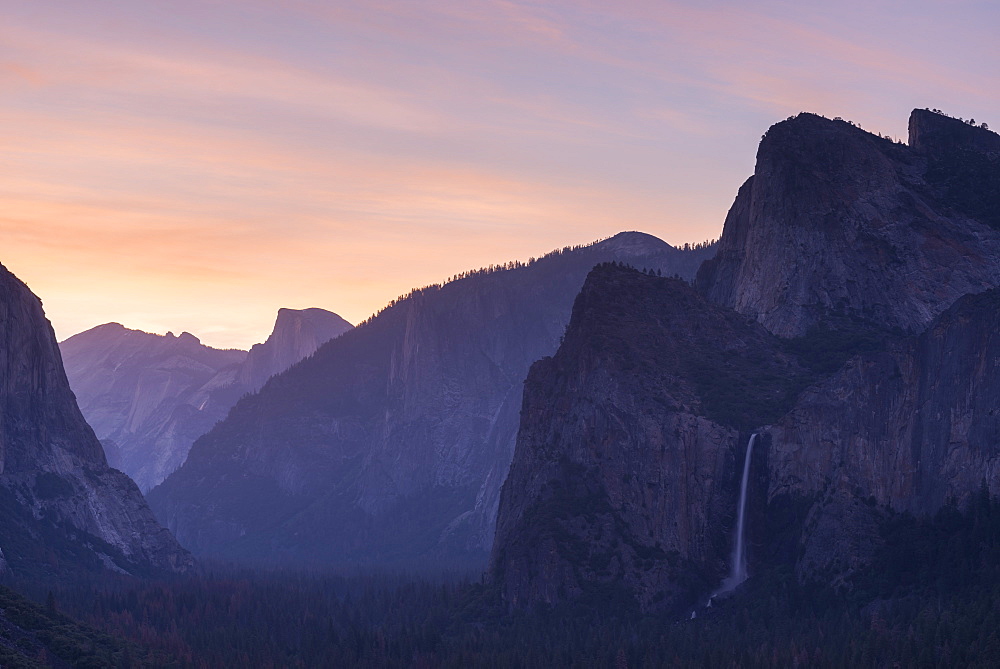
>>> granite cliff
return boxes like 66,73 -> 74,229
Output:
147,233 -> 716,567
492,109 -> 1000,611
697,110 -> 1000,337
61,308 -> 351,491
60,326 -> 247,492
768,287 -> 1000,583
490,264 -> 809,610
0,262 -> 191,580
235,308 -> 353,393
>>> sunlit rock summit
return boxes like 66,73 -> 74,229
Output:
236,307 -> 353,393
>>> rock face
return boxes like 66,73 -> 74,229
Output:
147,233 -> 716,567
61,309 -> 351,492
236,308 -> 353,393
0,262 -> 191,580
768,288 -> 1000,581
909,108 -> 1000,155
492,109 -> 1000,611
697,110 -> 1000,337
489,264 -> 808,611
60,326 -> 247,492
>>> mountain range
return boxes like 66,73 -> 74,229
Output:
60,308 -> 352,491
9,104 -> 997,626
147,234 -> 716,568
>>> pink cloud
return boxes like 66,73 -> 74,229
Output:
1,0 -> 995,347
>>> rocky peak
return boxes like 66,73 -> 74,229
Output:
237,308 -> 353,392
90,322 -> 126,334
63,323 -> 231,364
162,331 -> 205,351
696,110 -> 1000,337
599,231 -> 677,256
272,308 -> 351,343
909,108 -> 1000,156
756,113 -> 899,196
60,324 -> 248,491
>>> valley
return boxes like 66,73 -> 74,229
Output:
2,107 -> 998,666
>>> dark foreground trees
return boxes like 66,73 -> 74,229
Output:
10,491 -> 1000,667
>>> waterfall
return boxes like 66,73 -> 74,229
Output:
713,433 -> 757,597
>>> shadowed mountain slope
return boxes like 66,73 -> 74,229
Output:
492,109 -> 1000,611
148,232 -> 716,568
0,262 -> 191,581
490,263 -> 808,611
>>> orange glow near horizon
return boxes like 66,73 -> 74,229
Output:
1,1 -> 996,348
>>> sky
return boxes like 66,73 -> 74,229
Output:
2,1 -> 997,349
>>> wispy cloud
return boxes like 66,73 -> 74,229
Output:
0,0 -> 995,347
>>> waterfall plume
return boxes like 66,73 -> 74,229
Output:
713,433 -> 757,597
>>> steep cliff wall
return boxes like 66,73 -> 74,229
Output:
0,263 -> 191,580
697,111 -> 1000,337
493,109 -> 1000,611
492,276 -> 1000,611
768,288 -> 1000,580
909,108 -> 1000,156
235,308 -> 353,392
490,264 -> 809,611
